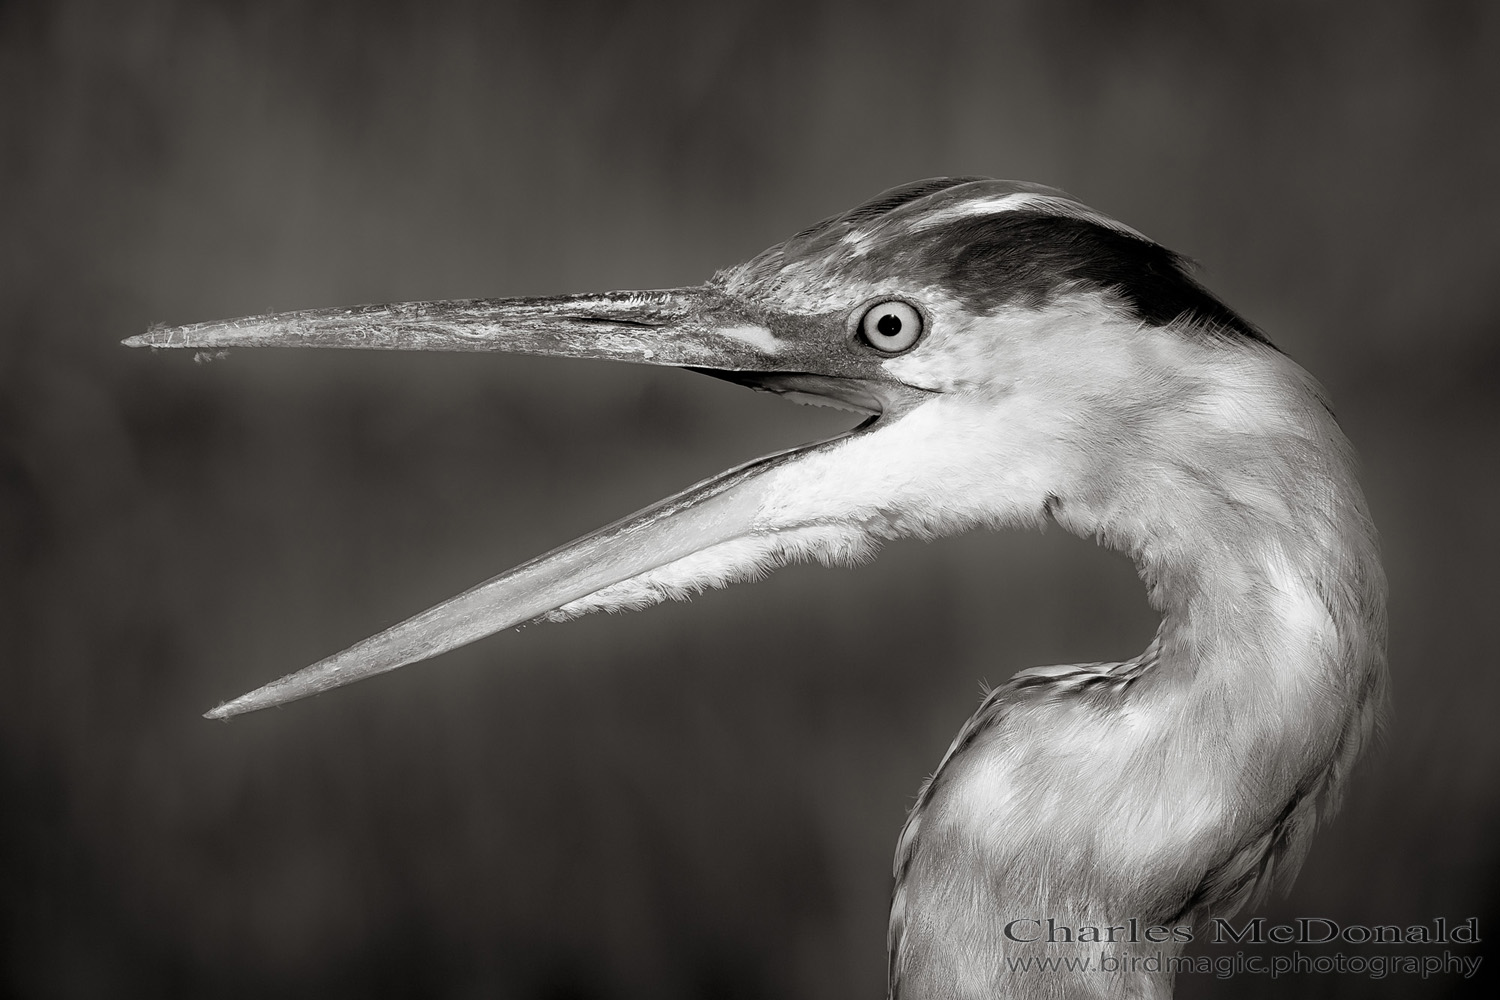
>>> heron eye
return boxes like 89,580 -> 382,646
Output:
858,300 -> 923,353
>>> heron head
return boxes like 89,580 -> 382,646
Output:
128,177 -> 1276,717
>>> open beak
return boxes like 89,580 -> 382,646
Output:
127,288 -> 933,719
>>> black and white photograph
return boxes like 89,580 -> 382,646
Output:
2,1 -> 1496,996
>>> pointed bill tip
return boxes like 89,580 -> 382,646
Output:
202,688 -> 278,721
199,649 -> 373,720
126,322 -> 199,348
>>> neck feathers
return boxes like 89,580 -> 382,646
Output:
889,318 -> 1386,1000
1057,328 -> 1387,816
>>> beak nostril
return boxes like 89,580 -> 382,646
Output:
559,314 -> 663,329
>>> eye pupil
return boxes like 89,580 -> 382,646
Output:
876,313 -> 903,337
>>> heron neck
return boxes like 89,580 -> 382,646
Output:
889,343 -> 1385,1000
1053,346 -> 1386,805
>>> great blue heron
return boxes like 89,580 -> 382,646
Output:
127,178 -> 1387,998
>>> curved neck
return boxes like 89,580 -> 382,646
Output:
1045,344 -> 1387,910
1055,345 -> 1386,790
889,341 -> 1386,1000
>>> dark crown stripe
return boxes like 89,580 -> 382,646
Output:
921,211 -> 1271,345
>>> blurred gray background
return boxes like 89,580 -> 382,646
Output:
2,0 -> 1497,996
